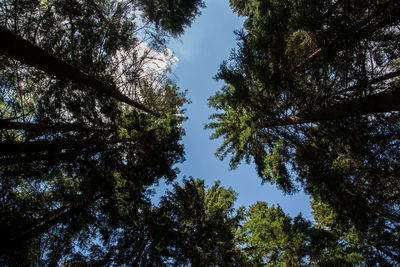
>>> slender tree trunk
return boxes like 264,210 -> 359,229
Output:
0,194 -> 103,253
25,194 -> 102,238
0,119 -> 113,133
0,147 -> 112,166
132,235 -> 149,266
0,137 -> 134,156
374,243 -> 400,263
0,27 -> 158,116
255,88 -> 400,128
336,69 -> 400,96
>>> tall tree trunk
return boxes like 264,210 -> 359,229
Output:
132,235 -> 149,266
0,147 -> 112,166
0,27 -> 158,116
0,137 -> 134,156
255,88 -> 400,128
0,119 -> 112,133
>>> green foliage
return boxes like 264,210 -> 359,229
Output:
237,201 -> 301,265
296,119 -> 400,264
238,201 -> 363,266
311,197 -> 391,265
41,0 -> 49,10
208,0 -> 400,185
0,0 -> 204,264
137,0 -> 205,37
1,0 -> 399,264
262,139 -> 294,193
155,178 -> 247,266
208,0 -> 400,263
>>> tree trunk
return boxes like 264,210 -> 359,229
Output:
0,27 -> 157,116
0,194 -> 103,253
0,137 -> 134,156
0,147 -> 110,166
132,235 -> 149,266
0,119 -> 112,133
373,243 -> 400,263
255,88 -> 400,128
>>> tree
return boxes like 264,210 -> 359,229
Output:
207,0 -> 400,261
137,0 -> 206,37
237,201 -> 310,266
153,178 -> 247,266
0,0 -> 204,264
311,197 -> 400,265
237,201 -> 363,266
0,27 -> 155,115
50,178 -> 248,266
208,0 -> 400,165
0,115 -> 186,264
296,118 -> 400,263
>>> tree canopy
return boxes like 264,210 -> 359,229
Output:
1,0 -> 400,265
152,177 -> 247,266
238,201 -> 365,266
0,0 -> 204,264
207,0 -> 400,262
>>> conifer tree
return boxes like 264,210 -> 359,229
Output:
207,0 -> 400,261
0,0 -> 205,264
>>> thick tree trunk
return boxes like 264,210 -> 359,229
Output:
0,119 -> 112,133
0,137 -> 134,156
255,88 -> 400,128
0,27 -> 157,116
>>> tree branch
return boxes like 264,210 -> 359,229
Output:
0,27 -> 159,116
255,87 -> 400,128
0,119 -> 113,133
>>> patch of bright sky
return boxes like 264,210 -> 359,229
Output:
153,0 -> 312,220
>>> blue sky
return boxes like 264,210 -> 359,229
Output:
156,0 -> 312,220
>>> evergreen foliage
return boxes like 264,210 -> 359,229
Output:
238,201 -> 364,266
207,0 -> 400,262
0,0 -> 203,264
154,178 -> 247,266
1,0 -> 400,265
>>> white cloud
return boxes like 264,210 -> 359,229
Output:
109,39 -> 179,101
